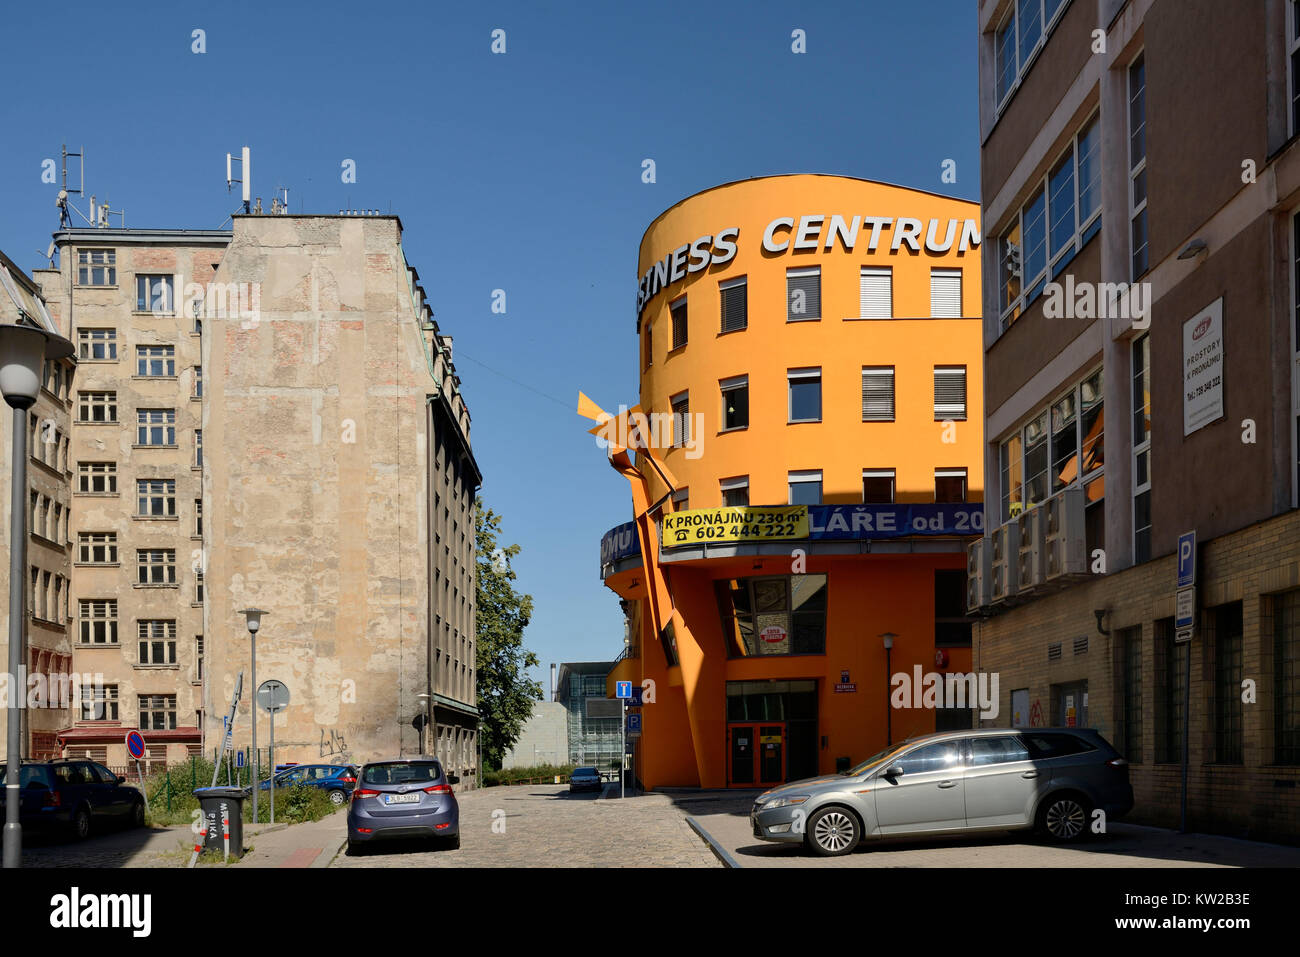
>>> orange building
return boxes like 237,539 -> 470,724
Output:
596,174 -> 985,789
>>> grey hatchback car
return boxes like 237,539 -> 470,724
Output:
347,757 -> 460,853
752,727 -> 1133,857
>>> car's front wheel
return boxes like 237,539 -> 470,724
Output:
130,800 -> 146,829
805,806 -> 860,857
328,790 -> 346,806
1038,793 -> 1091,843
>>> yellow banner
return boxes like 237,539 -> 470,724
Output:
661,506 -> 808,547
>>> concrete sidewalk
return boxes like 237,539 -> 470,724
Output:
230,810 -> 347,868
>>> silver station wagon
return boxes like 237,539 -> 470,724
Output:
751,727 -> 1133,857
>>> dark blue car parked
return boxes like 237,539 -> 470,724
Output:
258,764 -> 358,806
0,759 -> 145,839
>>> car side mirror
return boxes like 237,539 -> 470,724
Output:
116,775 -> 126,785
882,764 -> 904,778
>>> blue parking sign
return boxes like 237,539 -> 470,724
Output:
615,681 -> 633,699
626,713 -> 642,734
1177,531 -> 1196,588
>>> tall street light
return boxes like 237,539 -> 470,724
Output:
238,608 -> 267,823
879,632 -> 897,747
1,323 -> 74,869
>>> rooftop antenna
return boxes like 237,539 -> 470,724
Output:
273,184 -> 289,215
97,198 -> 125,229
226,146 -> 251,213
56,144 -> 92,229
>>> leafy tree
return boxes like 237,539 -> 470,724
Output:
475,500 -> 541,770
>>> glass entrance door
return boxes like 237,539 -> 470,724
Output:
729,724 -> 755,785
758,725 -> 785,784
728,723 -> 786,787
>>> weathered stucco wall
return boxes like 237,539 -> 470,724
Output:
203,216 -> 431,766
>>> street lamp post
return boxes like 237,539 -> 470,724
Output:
239,609 -> 267,823
417,692 -> 432,757
0,323 -> 74,869
880,632 -> 897,747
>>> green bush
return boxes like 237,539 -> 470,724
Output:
247,783 -> 335,824
139,758 -> 338,827
484,763 -> 580,786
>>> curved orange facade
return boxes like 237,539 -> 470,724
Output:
603,175 -> 985,790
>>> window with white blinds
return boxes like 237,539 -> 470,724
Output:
787,267 -> 821,321
862,367 -> 895,421
670,391 -> 690,448
934,366 -> 967,420
720,277 -> 748,332
859,268 -> 892,318
720,476 -> 749,507
670,297 -> 688,349
930,269 -> 962,318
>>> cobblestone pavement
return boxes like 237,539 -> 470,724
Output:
331,785 -> 721,868
689,796 -> 1300,868
16,823 -> 193,868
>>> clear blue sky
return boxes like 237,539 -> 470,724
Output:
0,0 -> 980,691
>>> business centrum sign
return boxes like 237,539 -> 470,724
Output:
637,213 -> 981,319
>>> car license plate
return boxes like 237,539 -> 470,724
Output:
384,793 -> 421,805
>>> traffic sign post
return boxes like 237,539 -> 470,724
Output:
257,680 -> 290,824
615,681 -> 633,798
125,731 -> 147,793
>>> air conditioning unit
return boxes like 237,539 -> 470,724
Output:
1045,486 -> 1087,580
1017,505 -> 1045,593
989,519 -> 1021,603
966,537 -> 990,614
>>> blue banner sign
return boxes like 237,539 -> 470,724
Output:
600,521 -> 640,566
805,504 -> 984,539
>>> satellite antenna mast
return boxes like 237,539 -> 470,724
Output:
56,144 -> 91,229
226,146 -> 251,213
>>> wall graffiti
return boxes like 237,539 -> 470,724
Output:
319,728 -> 351,762
1029,700 -> 1045,727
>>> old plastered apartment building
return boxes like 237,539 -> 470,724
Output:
970,0 -> 1300,840
0,251 -> 77,761
35,231 -> 223,769
15,212 -> 479,782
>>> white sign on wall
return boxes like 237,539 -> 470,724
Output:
1183,297 -> 1224,436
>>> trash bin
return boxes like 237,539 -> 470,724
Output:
192,786 -> 249,859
